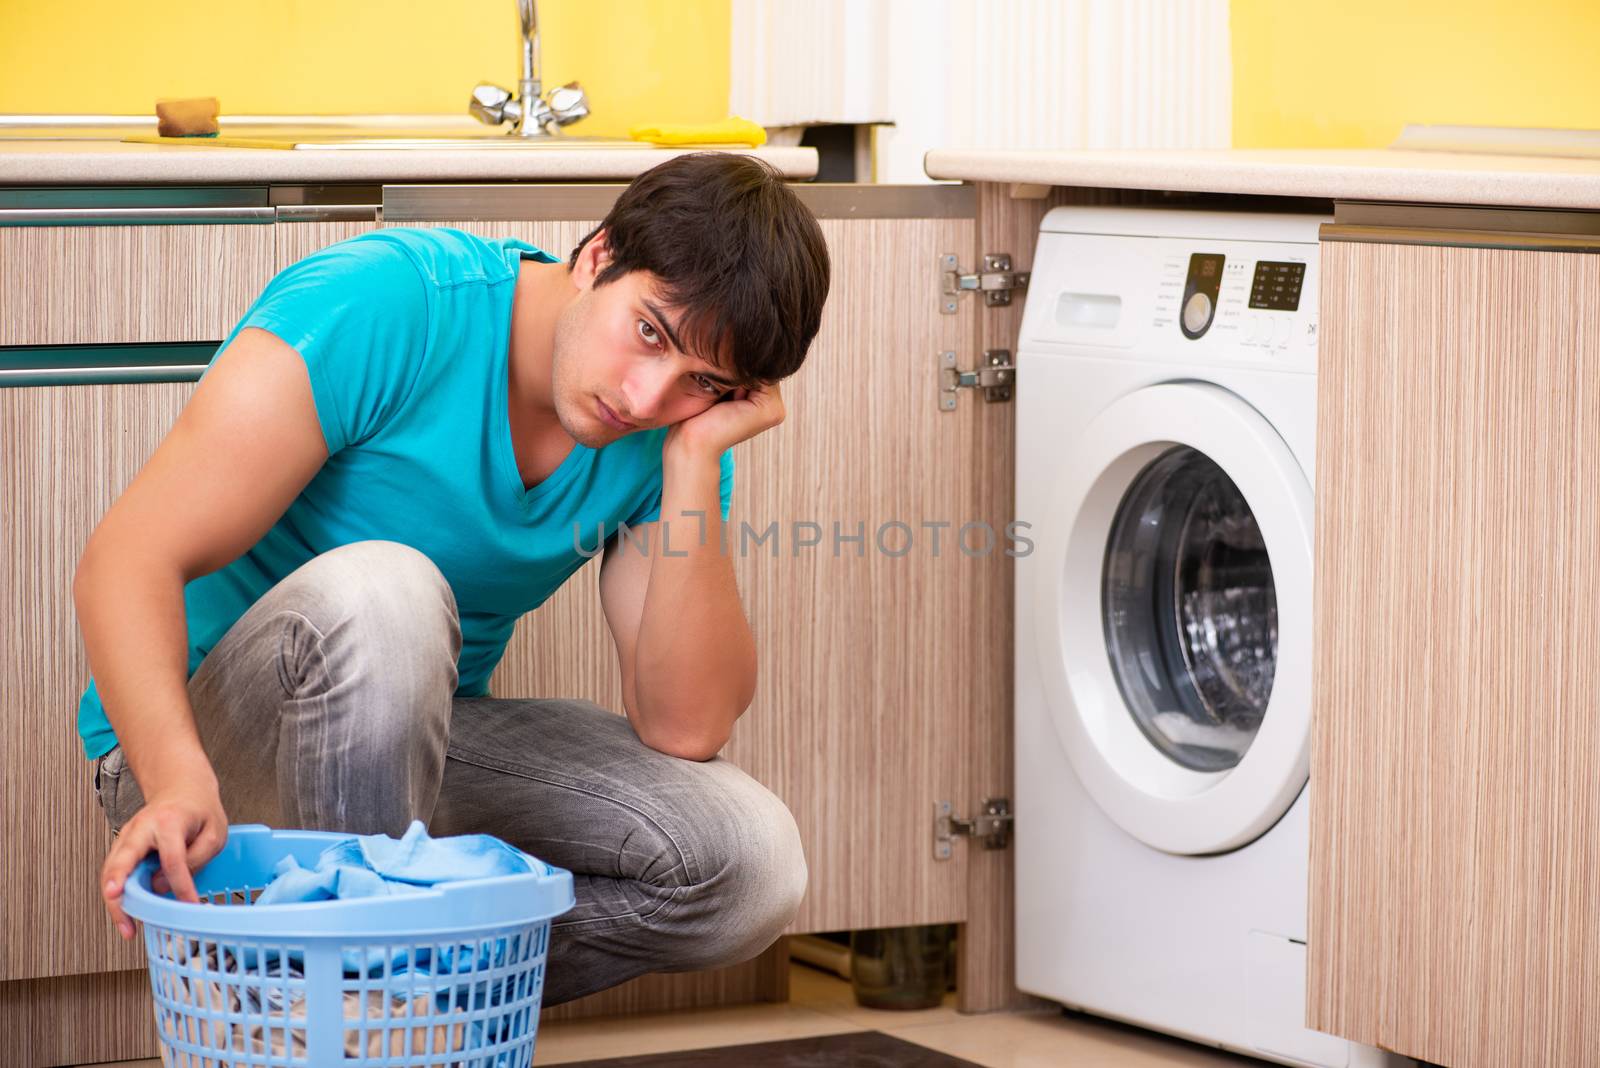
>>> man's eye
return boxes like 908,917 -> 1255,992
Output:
637,319 -> 660,347
691,374 -> 722,396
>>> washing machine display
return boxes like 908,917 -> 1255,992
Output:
1180,252 -> 1225,338
1103,445 -> 1278,773
1250,261 -> 1307,311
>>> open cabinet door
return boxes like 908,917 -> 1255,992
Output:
488,189 -> 984,944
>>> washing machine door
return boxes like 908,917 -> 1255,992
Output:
1033,381 -> 1312,855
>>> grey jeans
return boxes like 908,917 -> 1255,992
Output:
94,540 -> 808,1006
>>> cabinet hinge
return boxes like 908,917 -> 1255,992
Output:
940,252 -> 1030,313
939,349 -> 1015,411
934,798 -> 1013,859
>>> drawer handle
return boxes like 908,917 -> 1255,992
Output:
0,206 -> 275,226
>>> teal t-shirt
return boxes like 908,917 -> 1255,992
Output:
77,227 -> 733,760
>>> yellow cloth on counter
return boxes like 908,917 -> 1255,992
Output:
628,116 -> 767,147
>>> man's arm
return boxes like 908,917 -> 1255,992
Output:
599,381 -> 785,760
76,327 -> 328,936
598,452 -> 756,762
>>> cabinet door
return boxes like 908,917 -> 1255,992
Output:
388,213 -> 985,933
1309,237 -> 1600,1067
276,219 -> 380,268
0,383 -> 193,982
724,214 -> 982,932
0,224 -> 273,345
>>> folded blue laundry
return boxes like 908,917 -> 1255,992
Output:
255,819 -> 531,905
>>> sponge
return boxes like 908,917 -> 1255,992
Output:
154,97 -> 220,137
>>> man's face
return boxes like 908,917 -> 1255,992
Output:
550,249 -> 744,448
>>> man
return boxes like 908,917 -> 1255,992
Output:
75,152 -> 831,1005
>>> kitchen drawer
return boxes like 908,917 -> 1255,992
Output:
0,223 -> 274,346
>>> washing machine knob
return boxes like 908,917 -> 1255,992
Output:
1182,291 -> 1213,334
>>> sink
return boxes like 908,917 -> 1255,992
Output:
0,116 -> 650,149
281,135 -> 645,150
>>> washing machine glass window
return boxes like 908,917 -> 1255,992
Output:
1102,446 -> 1278,773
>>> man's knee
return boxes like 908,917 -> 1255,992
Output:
675,769 -> 809,970
293,540 -> 458,630
211,539 -> 461,779
279,540 -> 461,690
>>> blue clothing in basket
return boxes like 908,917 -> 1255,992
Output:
249,823 -> 542,1058
257,821 -> 534,982
257,819 -> 531,904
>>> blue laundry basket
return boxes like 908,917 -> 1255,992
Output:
121,824 -> 574,1067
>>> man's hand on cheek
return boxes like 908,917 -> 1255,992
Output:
664,381 -> 784,460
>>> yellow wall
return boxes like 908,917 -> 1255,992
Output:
0,0 -> 730,138
1235,0 -> 1600,147
1231,0 -> 1600,147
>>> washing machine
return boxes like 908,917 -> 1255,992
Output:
1014,207 -> 1408,1068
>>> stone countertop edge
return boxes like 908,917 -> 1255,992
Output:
923,148 -> 1600,211
0,142 -> 818,184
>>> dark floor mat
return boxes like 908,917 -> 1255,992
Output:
550,1028 -> 985,1067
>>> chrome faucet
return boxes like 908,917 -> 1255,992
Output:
469,0 -> 589,137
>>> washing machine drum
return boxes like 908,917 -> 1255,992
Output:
1033,382 -> 1312,856
1103,446 -> 1277,774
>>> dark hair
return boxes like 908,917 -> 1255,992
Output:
569,153 -> 830,386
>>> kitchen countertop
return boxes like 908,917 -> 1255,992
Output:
0,140 -> 818,184
923,148 -> 1600,210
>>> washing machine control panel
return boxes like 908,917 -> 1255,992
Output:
1154,247 -> 1317,362
1022,215 -> 1324,372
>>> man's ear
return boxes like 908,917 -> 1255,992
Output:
573,228 -> 611,290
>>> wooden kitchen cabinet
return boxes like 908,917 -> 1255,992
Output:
0,222 -> 273,345
2,185 -> 1023,1061
1308,230 -> 1600,1067
0,210 -> 276,1065
275,217 -> 379,266
0,381 -> 196,1063
0,217 -> 280,991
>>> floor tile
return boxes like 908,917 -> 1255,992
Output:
86,963 -> 1264,1068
